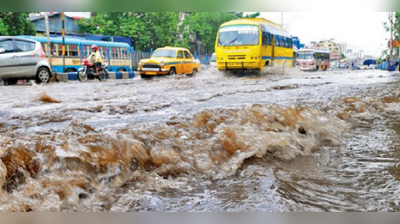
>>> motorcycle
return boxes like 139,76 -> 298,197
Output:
77,59 -> 109,82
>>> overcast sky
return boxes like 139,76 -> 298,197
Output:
255,12 -> 390,57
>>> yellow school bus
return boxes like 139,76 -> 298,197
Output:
215,18 -> 293,72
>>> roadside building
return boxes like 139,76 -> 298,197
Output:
29,12 -> 83,35
28,13 -> 133,46
312,39 -> 342,60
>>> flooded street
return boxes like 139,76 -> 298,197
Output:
1,68 -> 400,211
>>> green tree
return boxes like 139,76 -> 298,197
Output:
78,12 -> 179,51
384,12 -> 400,42
0,12 -> 35,36
235,12 -> 260,18
181,12 -> 238,53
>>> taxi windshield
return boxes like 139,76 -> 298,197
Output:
152,50 -> 176,58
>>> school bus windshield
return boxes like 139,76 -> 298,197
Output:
218,25 -> 259,46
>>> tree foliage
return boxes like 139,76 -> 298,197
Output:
78,12 -> 258,52
181,12 -> 242,53
235,12 -> 261,18
384,12 -> 400,42
78,12 -> 179,51
0,12 -> 35,36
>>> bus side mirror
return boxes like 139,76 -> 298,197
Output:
0,48 -> 5,54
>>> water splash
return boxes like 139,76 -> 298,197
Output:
0,104 -> 348,211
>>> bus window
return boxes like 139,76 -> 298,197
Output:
50,43 -> 57,56
279,37 -> 285,47
285,37 -> 290,48
289,38 -> 293,48
112,47 -> 118,58
68,45 -> 79,57
274,35 -> 279,46
266,33 -> 272,45
275,36 -> 281,47
57,44 -> 63,56
83,45 -> 91,57
101,47 -> 108,59
121,48 -> 128,59
261,25 -> 268,46
262,32 -> 268,45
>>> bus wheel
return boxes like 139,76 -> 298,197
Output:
65,68 -> 76,73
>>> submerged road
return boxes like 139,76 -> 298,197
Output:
1,68 -> 400,211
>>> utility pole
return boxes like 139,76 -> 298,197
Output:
389,12 -> 394,61
44,13 -> 52,67
61,12 -> 66,73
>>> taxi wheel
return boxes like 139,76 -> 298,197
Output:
141,74 -> 152,80
187,68 -> 197,78
169,68 -> 176,75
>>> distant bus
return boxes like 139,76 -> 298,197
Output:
215,18 -> 294,72
19,36 -> 132,73
296,49 -> 330,71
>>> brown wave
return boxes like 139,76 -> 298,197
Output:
0,104 -> 348,211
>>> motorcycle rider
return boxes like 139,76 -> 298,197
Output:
87,45 -> 102,76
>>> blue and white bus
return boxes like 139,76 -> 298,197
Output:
19,36 -> 132,73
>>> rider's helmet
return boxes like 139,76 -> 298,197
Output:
90,45 -> 99,51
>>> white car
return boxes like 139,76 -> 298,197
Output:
210,53 -> 217,67
0,36 -> 52,85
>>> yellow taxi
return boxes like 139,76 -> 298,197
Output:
138,47 -> 201,79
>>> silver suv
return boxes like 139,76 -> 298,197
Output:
0,37 -> 52,85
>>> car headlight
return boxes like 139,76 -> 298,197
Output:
139,61 -> 142,65
161,61 -> 165,66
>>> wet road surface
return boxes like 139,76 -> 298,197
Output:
1,68 -> 400,211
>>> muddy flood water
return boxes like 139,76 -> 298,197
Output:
1,68 -> 400,211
